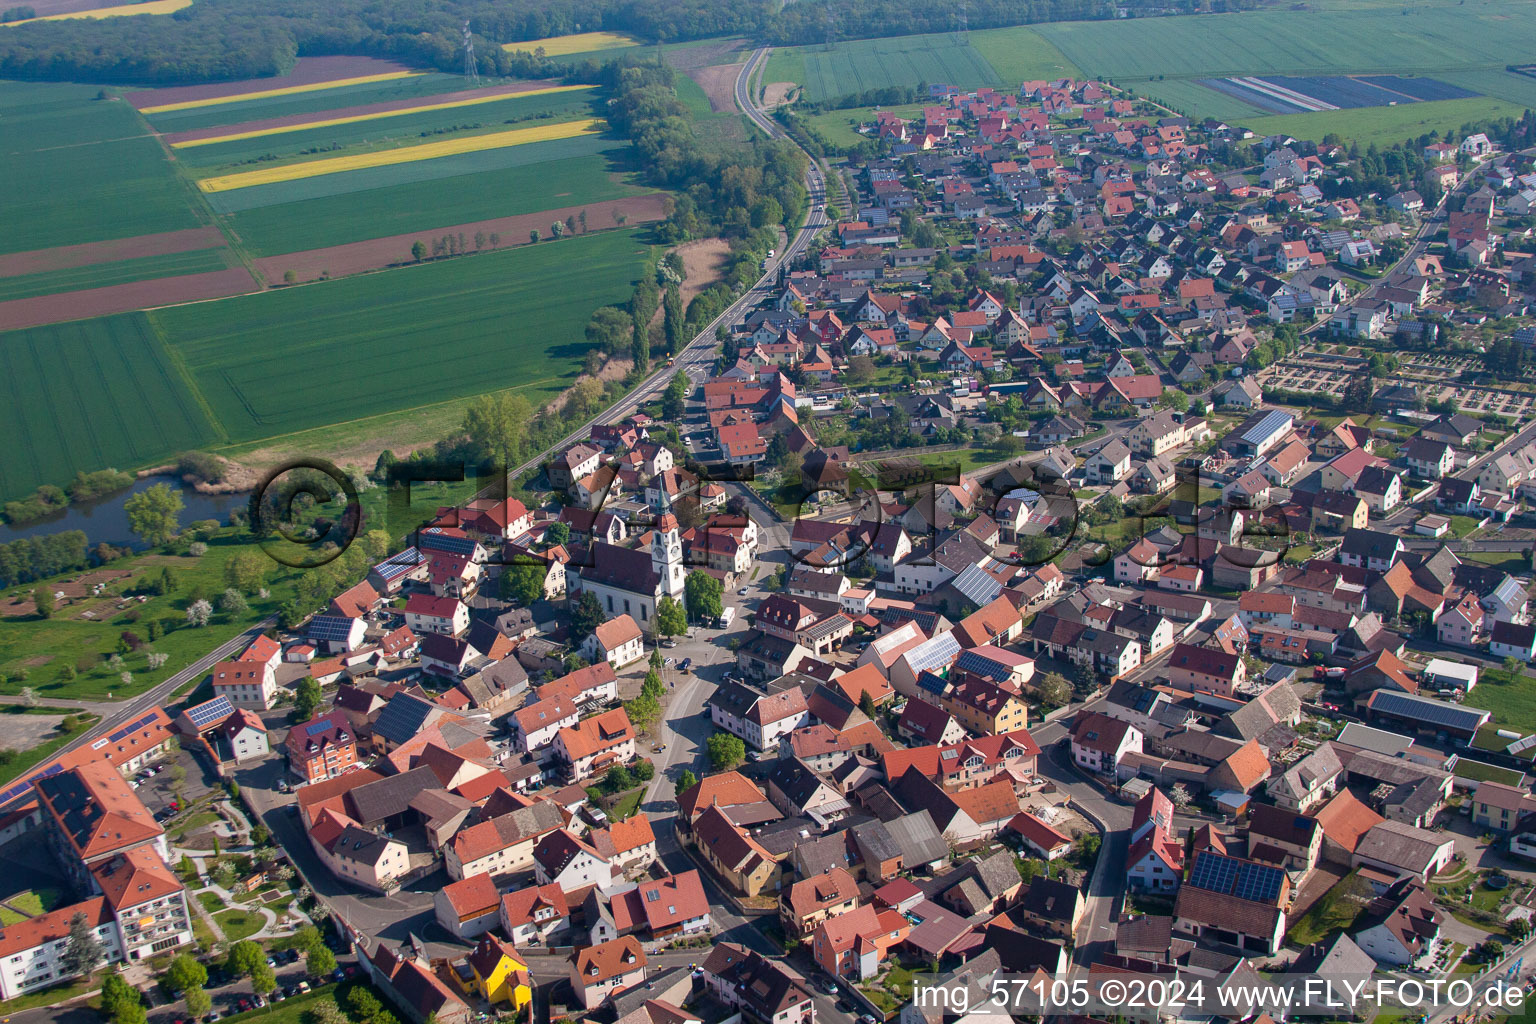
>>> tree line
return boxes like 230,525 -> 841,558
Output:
0,0 -> 1202,85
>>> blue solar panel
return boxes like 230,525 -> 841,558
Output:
306,717 -> 339,736
107,712 -> 158,744
955,649 -> 1010,682
1369,689 -> 1489,732
905,633 -> 960,677
373,548 -> 424,582
185,697 -> 235,730
916,671 -> 948,696
418,528 -> 477,555
1190,852 -> 1284,903
309,615 -> 358,642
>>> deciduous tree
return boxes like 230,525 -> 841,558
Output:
123,482 -> 183,547
706,732 -> 745,770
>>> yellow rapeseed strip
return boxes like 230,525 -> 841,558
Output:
195,117 -> 603,193
502,31 -> 637,56
172,84 -> 595,148
2,0 -> 188,25
138,71 -> 423,114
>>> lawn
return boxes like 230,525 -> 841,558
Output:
0,312 -> 219,502
803,104 -> 927,149
609,788 -> 643,821
1135,77 -> 1268,122
220,138 -> 645,254
8,887 -> 62,916
0,81 -> 205,255
1458,667 -> 1536,735
0,971 -> 94,1014
1285,871 -> 1368,946
770,33 -> 1002,103
153,227 -> 651,443
214,907 -> 264,942
175,87 -> 600,171
196,891 -> 223,914
0,248 -> 236,303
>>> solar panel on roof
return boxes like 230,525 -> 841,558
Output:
309,616 -> 358,641
418,529 -> 477,556
185,697 -> 235,730
1370,689 -> 1488,731
955,649 -> 1010,681
306,717 -> 340,736
107,712 -> 158,744
905,633 -> 961,676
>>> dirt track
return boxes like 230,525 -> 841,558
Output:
124,56 -> 418,110
0,267 -> 258,331
161,80 -> 577,145
0,227 -> 226,278
251,194 -> 669,284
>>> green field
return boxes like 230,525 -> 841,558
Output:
0,313 -> 218,500
966,25 -> 1083,85
1243,96 -> 1529,149
0,82 -> 205,255
220,141 -> 644,255
1137,78 -> 1268,122
1460,667 -> 1536,735
804,104 -> 928,149
174,89 -> 600,171
140,73 -> 470,131
770,33 -> 1002,103
154,227 -> 651,442
1036,3 -> 1536,80
0,248 -> 235,303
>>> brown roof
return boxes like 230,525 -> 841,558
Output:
558,707 -> 634,760
1313,789 -> 1383,854
1216,739 -> 1272,792
572,935 -> 646,986
91,845 -> 183,911
593,614 -> 643,652
440,873 -> 500,919
788,867 -> 859,918
35,760 -> 163,862
677,771 -> 766,821
633,870 -> 710,931
950,779 -> 1023,826
500,882 -> 570,929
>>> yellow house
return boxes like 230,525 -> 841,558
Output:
465,934 -> 532,1011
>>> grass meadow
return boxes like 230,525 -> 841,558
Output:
153,227 -> 653,442
0,82 -> 205,255
0,313 -> 218,500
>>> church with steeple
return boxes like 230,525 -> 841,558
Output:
567,512 -> 685,631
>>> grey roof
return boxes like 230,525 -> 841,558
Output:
346,766 -> 442,826
968,850 -> 1022,900
793,832 -> 855,877
850,819 -> 902,864
1016,876 -> 1080,923
883,809 -> 949,866
1385,776 -> 1444,819
768,758 -> 835,811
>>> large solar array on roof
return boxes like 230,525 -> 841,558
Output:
905,633 -> 961,678
418,528 -> 477,556
373,547 -> 424,581
308,615 -> 359,642
1189,851 -> 1285,903
107,712 -> 159,744
916,671 -> 947,696
955,649 -> 1011,682
1369,689 -> 1489,731
952,564 -> 1004,608
1241,410 -> 1292,444
184,696 -> 236,730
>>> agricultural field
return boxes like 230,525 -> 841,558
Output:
767,33 -> 1002,104
0,81 -> 206,256
127,56 -> 427,114
218,136 -> 645,256
502,31 -> 639,58
152,227 -> 652,444
1138,77 -> 1268,122
0,248 -> 236,303
966,25 -> 1083,86
804,104 -> 928,149
195,117 -> 604,192
0,313 -> 218,500
1243,96 -> 1530,150
4,0 -> 189,23
138,72 -> 471,133
166,83 -> 597,161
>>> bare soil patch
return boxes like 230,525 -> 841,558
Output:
161,79 -> 575,145
690,65 -> 742,114
0,267 -> 258,331
664,38 -> 746,72
124,56 -> 419,110
762,83 -> 798,110
251,194 -> 668,284
675,237 -> 730,307
0,227 -> 226,279
0,715 -> 65,753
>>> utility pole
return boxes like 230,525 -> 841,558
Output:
462,21 -> 480,87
